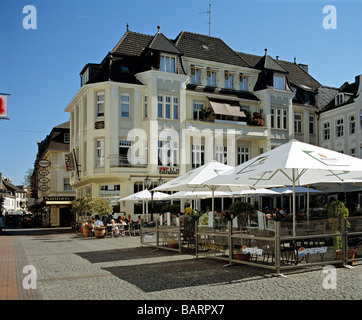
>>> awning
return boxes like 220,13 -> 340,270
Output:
208,98 -> 246,117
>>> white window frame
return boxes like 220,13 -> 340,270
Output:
224,72 -> 234,89
165,96 -> 171,119
173,97 -> 178,120
239,74 -> 249,91
96,92 -> 105,118
323,122 -> 331,140
271,107 -> 287,129
192,144 -> 205,168
207,69 -> 217,86
309,115 -> 315,134
160,54 -> 176,73
96,139 -> 105,167
158,95 -> 163,118
193,101 -> 204,120
191,66 -> 202,84
237,147 -> 249,165
215,145 -> 227,164
335,93 -> 344,106
294,113 -> 302,133
349,115 -> 356,134
121,94 -> 130,118
273,75 -> 285,90
336,118 -> 344,137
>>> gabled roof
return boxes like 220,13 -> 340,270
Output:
111,31 -> 153,57
254,52 -> 288,73
174,31 -> 250,68
238,52 -> 320,91
148,31 -> 183,55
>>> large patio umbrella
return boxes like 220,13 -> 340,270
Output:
120,189 -> 169,214
204,140 -> 362,236
152,161 -> 247,213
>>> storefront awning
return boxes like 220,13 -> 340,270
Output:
208,98 -> 246,117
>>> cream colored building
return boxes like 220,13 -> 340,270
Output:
65,28 -> 321,217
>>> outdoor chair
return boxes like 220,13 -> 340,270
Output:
124,224 -> 130,236
132,224 -> 140,236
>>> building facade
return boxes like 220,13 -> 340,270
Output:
30,121 -> 75,226
65,28 -> 321,216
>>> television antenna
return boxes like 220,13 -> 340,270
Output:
199,3 -> 213,39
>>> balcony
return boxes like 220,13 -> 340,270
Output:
110,156 -> 148,168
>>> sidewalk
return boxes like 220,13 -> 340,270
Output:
0,236 -> 18,299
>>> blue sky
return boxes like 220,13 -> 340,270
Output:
0,0 -> 361,185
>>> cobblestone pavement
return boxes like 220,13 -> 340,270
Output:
1,227 -> 361,301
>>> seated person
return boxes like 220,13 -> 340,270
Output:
94,215 -> 104,227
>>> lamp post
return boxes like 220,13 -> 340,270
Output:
144,176 -> 164,221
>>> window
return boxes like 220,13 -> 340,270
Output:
239,75 -> 248,91
207,70 -> 216,86
144,95 -> 148,119
271,107 -> 287,129
294,114 -> 302,133
237,147 -> 249,165
63,178 -> 72,191
158,95 -> 163,118
96,139 -> 105,167
96,92 -> 104,118
191,67 -> 201,84
160,55 -> 176,73
158,140 -> 179,166
100,185 -> 120,198
309,115 -> 315,134
119,140 -> 132,165
121,94 -> 130,118
192,144 -> 205,168
336,118 -> 344,137
335,93 -> 344,106
350,115 -> 355,134
224,72 -> 234,89
82,68 -> 89,86
165,96 -> 171,119
215,145 -> 227,164
350,148 -> 356,157
323,122 -> 330,140
173,97 -> 178,120
193,102 -> 203,120
273,75 -> 285,90
64,133 -> 70,143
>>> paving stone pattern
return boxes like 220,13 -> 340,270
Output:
2,228 -> 362,300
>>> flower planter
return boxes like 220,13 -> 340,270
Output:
235,252 -> 250,261
336,249 -> 356,265
94,227 -> 106,239
83,226 -> 92,237
167,242 -> 179,249
79,225 -> 83,234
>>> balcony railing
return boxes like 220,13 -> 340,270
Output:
110,156 -> 148,168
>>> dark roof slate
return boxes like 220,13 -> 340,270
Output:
174,31 -> 250,68
148,32 -> 183,55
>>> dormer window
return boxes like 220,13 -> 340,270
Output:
239,74 -> 249,91
207,69 -> 217,86
81,68 -> 89,86
335,93 -> 344,106
160,54 -> 176,73
225,72 -> 234,89
191,66 -> 202,84
273,74 -> 285,90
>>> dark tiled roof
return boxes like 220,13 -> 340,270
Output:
238,52 -> 321,92
111,31 -> 153,56
174,31 -> 250,68
255,53 -> 288,73
148,32 -> 183,55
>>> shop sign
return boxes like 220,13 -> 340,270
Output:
95,121 -> 105,129
158,167 -> 180,175
39,177 -> 49,184
298,246 -> 328,257
44,196 -> 75,202
39,185 -> 49,192
39,159 -> 51,168
64,153 -> 75,171
242,245 -> 263,256
39,169 -> 49,176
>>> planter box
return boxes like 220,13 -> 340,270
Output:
94,227 -> 106,239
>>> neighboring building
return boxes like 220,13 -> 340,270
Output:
30,121 -> 75,226
318,74 -> 362,157
0,173 -> 28,214
65,27 -> 321,216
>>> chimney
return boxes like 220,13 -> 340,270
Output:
298,63 -> 309,73
356,74 -> 362,96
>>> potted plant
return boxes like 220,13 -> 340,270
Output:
228,201 -> 257,261
82,222 -> 92,237
89,197 -> 113,239
94,225 -> 106,239
325,200 -> 356,264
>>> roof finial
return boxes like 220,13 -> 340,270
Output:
294,57 -> 297,64
157,25 -> 161,33
126,23 -> 129,31
264,48 -> 268,56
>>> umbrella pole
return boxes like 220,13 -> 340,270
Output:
307,185 -> 310,223
292,169 -> 296,237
